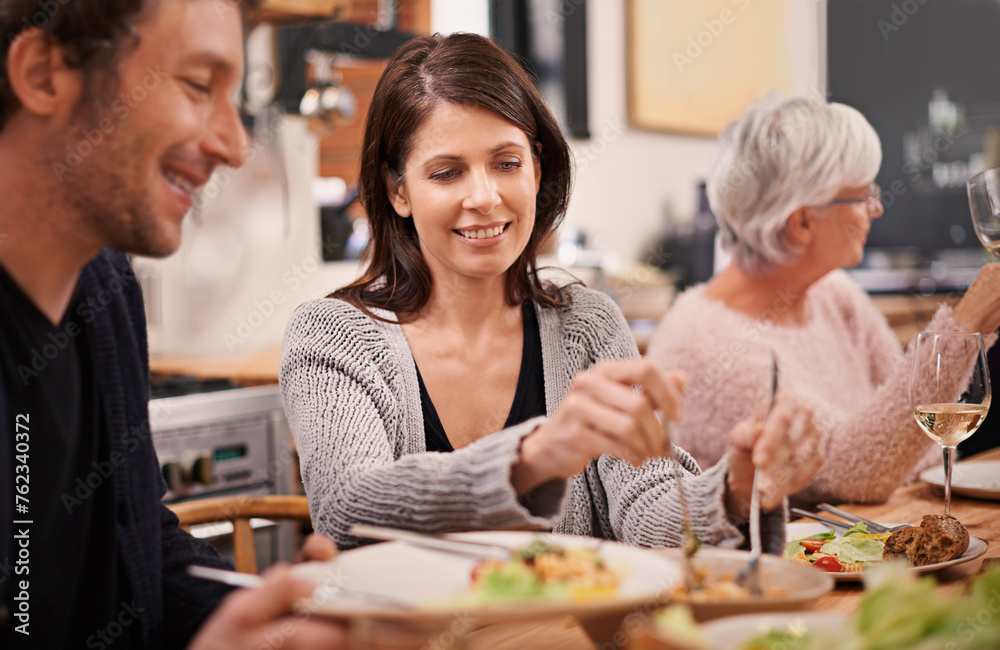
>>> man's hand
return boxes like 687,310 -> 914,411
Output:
187,564 -> 350,650
296,533 -> 338,563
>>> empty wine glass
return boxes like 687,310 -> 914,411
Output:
967,167 -> 1000,257
909,332 -> 991,515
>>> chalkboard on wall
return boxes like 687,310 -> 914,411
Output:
828,0 -> 1000,255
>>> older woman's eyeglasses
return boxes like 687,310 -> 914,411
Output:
826,183 -> 882,216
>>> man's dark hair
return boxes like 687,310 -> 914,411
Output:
0,0 -> 261,128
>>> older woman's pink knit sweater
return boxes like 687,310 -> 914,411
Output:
647,270 -> 977,506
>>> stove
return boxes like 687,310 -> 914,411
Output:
149,383 -> 302,569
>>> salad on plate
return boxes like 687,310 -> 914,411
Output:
468,540 -> 623,603
785,522 -> 890,573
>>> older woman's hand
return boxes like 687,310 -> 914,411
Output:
951,262 -> 1000,334
511,358 -> 685,494
724,394 -> 823,517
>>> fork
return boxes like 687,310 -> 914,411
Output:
664,423 -> 700,593
736,351 -> 779,595
815,504 -> 910,534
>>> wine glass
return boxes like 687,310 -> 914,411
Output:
909,332 -> 991,515
967,167 -> 1000,257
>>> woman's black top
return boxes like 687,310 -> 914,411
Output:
416,302 -> 546,452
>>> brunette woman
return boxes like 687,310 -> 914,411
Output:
280,34 -> 821,550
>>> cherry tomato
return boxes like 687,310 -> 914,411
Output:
813,556 -> 843,573
801,538 -> 827,553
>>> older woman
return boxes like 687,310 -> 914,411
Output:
280,34 -> 822,552
648,96 -> 1000,506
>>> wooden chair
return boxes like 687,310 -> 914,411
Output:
168,495 -> 312,574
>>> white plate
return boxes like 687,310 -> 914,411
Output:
920,460 -> 1000,499
701,612 -> 848,649
786,522 -> 989,582
292,531 -> 681,625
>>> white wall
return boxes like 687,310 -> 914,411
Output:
431,0 -> 826,264
431,0 -> 489,35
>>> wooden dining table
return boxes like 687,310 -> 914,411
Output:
452,448 -> 1000,649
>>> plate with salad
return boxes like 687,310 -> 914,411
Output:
785,521 -> 987,581
292,531 -> 682,624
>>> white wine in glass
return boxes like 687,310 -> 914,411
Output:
910,332 -> 991,516
967,167 -> 1000,257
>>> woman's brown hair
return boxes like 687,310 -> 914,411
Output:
333,32 -> 573,321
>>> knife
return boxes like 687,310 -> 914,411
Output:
816,504 -> 908,534
789,507 -> 854,530
349,524 -> 511,560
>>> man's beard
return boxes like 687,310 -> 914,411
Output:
52,114 -> 181,259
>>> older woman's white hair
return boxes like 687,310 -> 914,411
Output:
707,96 -> 882,275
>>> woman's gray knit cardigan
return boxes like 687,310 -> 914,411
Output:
281,284 -> 768,550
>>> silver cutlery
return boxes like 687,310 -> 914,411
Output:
735,352 -> 779,595
187,564 -> 413,608
665,428 -> 699,593
349,524 -> 511,560
790,507 -> 855,530
815,503 -> 910,534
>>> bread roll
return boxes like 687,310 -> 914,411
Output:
882,515 -> 970,566
921,514 -> 970,552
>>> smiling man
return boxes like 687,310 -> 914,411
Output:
0,1 -> 347,649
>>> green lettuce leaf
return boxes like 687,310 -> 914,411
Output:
741,563 -> 1000,649
817,536 -> 885,565
842,521 -> 870,536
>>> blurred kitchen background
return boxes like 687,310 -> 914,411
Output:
139,0 -> 1000,567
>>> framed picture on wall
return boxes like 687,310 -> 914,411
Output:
627,0 -> 792,136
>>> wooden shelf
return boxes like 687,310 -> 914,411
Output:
260,0 -> 350,23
